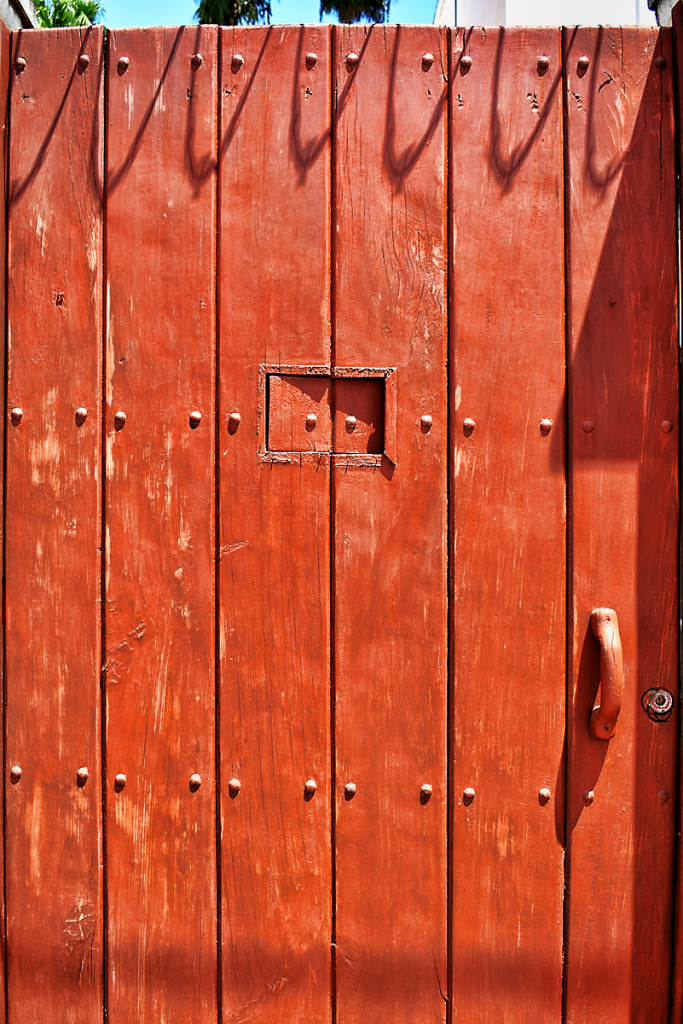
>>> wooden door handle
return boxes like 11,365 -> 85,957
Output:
589,608 -> 622,740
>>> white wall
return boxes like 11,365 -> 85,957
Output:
434,0 -> 657,24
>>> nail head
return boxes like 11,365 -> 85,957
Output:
420,783 -> 433,801
14,56 -> 26,73
78,54 -> 89,69
117,56 -> 130,73
346,415 -> 357,431
189,773 -> 202,790
421,414 -> 433,432
191,53 -> 203,68
656,55 -> 667,69
306,51 -> 318,68
422,52 -> 434,70
114,411 -> 126,431
344,782 -> 356,798
460,54 -> 472,70
539,787 -> 551,805
463,787 -> 475,805
231,54 -> 244,71
10,765 -> 21,782
537,55 -> 550,72
304,778 -> 317,797
583,789 -> 595,805
463,417 -> 475,435
540,418 -> 552,435
75,407 -> 87,426
306,412 -> 317,431
658,790 -> 669,803
11,407 -> 23,425
189,410 -> 202,428
578,55 -> 590,70
228,778 -> 241,797
115,773 -> 127,789
661,420 -> 673,434
583,419 -> 594,433
77,766 -> 89,783
228,411 -> 241,433
346,52 -> 359,68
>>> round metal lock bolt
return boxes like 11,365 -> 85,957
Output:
578,55 -> 590,71
344,782 -> 356,800
78,54 -> 90,70
10,765 -> 21,783
583,419 -> 594,433
539,787 -> 551,805
228,411 -> 241,434
191,53 -> 203,68
114,411 -> 126,431
658,790 -> 669,804
228,778 -> 241,798
11,407 -> 23,426
460,54 -> 472,71
117,56 -> 130,74
189,773 -> 202,791
346,415 -> 357,432
306,413 -> 317,432
540,418 -> 552,436
420,783 -> 433,804
115,773 -> 127,790
421,414 -> 433,433
463,787 -> 475,806
583,789 -> 595,806
306,51 -> 318,69
77,767 -> 89,786
14,56 -> 26,74
422,52 -> 434,71
75,407 -> 88,426
537,55 -> 550,73
189,410 -> 202,429
346,52 -> 359,68
304,778 -> 317,800
662,420 -> 673,434
232,54 -> 244,72
656,55 -> 667,69
463,417 -> 475,436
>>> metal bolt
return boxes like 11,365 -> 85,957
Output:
75,407 -> 87,426
463,787 -> 475,805
304,778 -> 317,798
463,417 -> 475,435
231,54 -> 244,72
306,51 -> 318,68
191,53 -> 203,68
11,407 -> 23,425
578,55 -> 590,70
422,52 -> 434,70
228,411 -> 241,433
540,418 -> 552,435
117,56 -> 130,74
228,778 -> 241,797
115,773 -> 127,789
189,410 -> 202,429
78,54 -> 89,70
656,55 -> 667,69
10,765 -> 21,783
420,783 -> 433,802
189,773 -> 202,790
346,52 -> 359,68
537,55 -> 550,72
77,767 -> 89,784
114,411 -> 126,431
346,415 -> 357,431
658,790 -> 669,804
14,56 -> 26,74
344,782 -> 356,799
662,420 -> 673,433
583,419 -> 594,433
539,787 -> 551,805
583,789 -> 595,806
306,413 -> 317,431
460,54 -> 472,70
421,414 -> 433,432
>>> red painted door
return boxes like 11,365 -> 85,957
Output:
0,21 -> 681,1024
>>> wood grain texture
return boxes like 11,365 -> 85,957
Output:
5,26 -> 104,1024
332,25 -> 447,1024
105,26 -> 217,1023
449,28 -> 566,1023
219,25 -> 332,1024
564,26 -> 679,1024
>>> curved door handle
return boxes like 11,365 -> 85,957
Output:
589,608 -> 623,740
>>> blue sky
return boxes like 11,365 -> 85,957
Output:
102,0 -> 437,28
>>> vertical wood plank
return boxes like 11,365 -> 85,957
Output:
448,28 -> 566,1023
5,26 -> 104,1023
105,26 -> 217,1022
332,25 -> 447,1024
564,26 -> 678,1024
218,25 -> 332,1024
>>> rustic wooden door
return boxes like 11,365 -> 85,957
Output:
1,18 -> 682,1024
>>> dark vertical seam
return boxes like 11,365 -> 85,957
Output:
214,25 -> 223,1024
329,24 -> 337,1024
2,27 -> 11,1024
560,25 -> 571,1024
100,25 -> 110,1024
445,24 -> 453,1024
